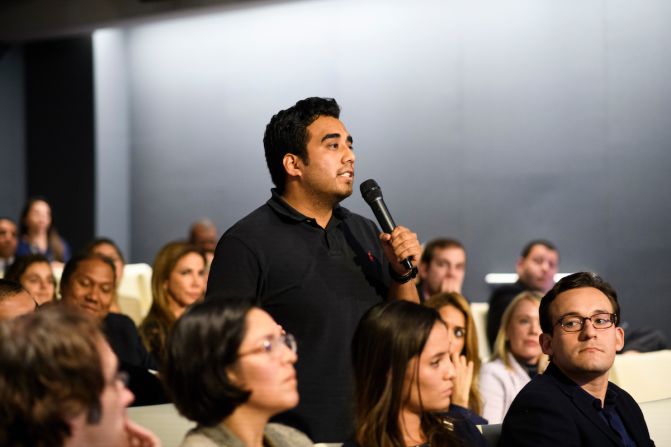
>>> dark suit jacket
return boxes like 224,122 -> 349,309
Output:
103,312 -> 167,406
499,362 -> 655,446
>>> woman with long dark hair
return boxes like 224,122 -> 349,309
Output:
347,300 -> 486,447
16,197 -> 70,265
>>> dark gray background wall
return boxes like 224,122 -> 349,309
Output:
0,46 -> 25,218
2,0 -> 668,341
92,0 -> 671,340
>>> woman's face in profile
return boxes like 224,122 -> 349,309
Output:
403,322 -> 456,416
229,308 -> 299,416
438,304 -> 466,356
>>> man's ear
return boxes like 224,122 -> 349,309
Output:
540,333 -> 553,356
615,326 -> 625,353
283,153 -> 303,178
226,366 -> 244,387
515,257 -> 525,276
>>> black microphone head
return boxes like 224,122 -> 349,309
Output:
360,179 -> 383,204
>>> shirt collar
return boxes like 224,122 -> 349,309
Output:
266,188 -> 350,223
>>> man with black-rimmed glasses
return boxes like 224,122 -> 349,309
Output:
500,272 -> 655,446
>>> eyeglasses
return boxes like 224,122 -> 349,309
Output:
238,333 -> 297,358
555,313 -> 618,333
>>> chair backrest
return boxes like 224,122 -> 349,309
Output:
127,403 -> 194,447
639,398 -> 671,445
477,423 -> 502,446
470,302 -> 491,361
117,263 -> 153,322
609,350 -> 671,402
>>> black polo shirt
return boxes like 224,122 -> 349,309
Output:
207,190 -> 391,442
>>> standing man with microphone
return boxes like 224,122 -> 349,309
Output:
206,97 -> 421,443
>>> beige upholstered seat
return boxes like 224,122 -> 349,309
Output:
609,349 -> 671,402
128,403 -> 194,447
470,301 -> 491,361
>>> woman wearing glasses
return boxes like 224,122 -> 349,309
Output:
479,291 -> 548,423
163,297 -> 313,447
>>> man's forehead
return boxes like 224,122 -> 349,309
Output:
527,244 -> 558,258
433,246 -> 465,262
74,260 -> 114,280
0,219 -> 16,229
551,287 -> 614,315
308,116 -> 349,137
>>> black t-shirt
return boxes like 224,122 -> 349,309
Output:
206,190 -> 391,442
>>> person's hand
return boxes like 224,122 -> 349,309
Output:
126,419 -> 161,447
450,353 -> 474,408
379,225 -> 421,275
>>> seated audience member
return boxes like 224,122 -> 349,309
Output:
0,216 -> 18,276
163,297 -> 313,447
189,220 -> 217,286
417,238 -> 466,302
5,254 -> 56,305
486,239 -> 558,348
499,272 -> 655,446
479,291 -> 545,423
60,253 -> 164,405
345,300 -> 486,447
85,238 -> 130,314
140,241 -> 206,364
189,218 -> 218,252
0,279 -> 37,320
425,292 -> 486,424
16,197 -> 71,265
0,305 -> 160,447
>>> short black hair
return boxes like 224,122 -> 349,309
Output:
60,253 -> 116,296
163,296 -> 258,426
263,97 -> 340,193
0,279 -> 26,301
520,239 -> 557,259
539,271 -> 620,334
420,238 -> 465,265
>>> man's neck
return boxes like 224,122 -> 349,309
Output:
556,363 -> 610,406
281,189 -> 336,229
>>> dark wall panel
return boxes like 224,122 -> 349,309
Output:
24,36 -> 95,254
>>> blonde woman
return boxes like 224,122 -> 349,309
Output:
479,291 -> 547,423
425,292 -> 486,424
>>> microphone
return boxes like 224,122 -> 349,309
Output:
360,179 -> 413,270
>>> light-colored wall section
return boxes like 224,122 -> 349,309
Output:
91,0 -> 671,340
0,47 -> 25,218
93,29 -> 131,257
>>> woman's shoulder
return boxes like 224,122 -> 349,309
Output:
265,423 -> 313,446
480,357 -> 507,375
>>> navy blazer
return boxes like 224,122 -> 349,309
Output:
499,362 -> 654,446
